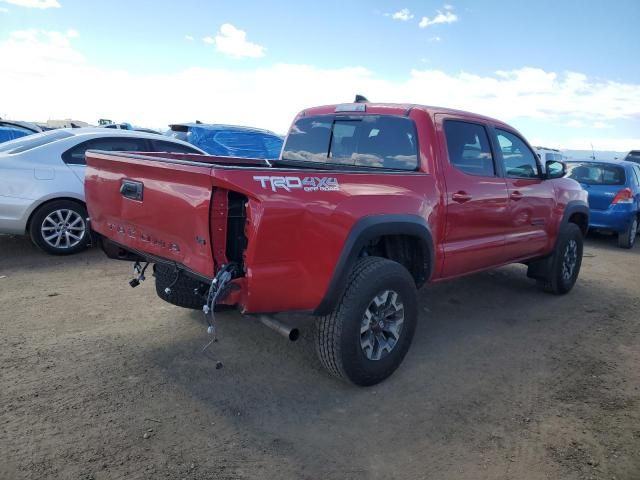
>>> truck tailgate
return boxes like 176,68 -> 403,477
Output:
85,151 -> 215,277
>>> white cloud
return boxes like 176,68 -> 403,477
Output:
0,6 -> 8,12
0,30 -> 638,151
592,121 -> 612,129
211,23 -> 265,58
386,8 -> 414,21
567,120 -> 585,128
429,36 -> 442,42
185,35 -> 194,41
419,9 -> 458,28
202,36 -> 214,44
444,4 -> 454,10
0,0 -> 59,8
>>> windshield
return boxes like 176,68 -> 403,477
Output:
0,129 -> 73,154
281,115 -> 419,170
566,162 -> 625,185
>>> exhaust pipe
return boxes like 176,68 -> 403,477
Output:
256,315 -> 299,342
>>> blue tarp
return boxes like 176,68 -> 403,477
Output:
187,125 -> 283,159
0,127 -> 30,144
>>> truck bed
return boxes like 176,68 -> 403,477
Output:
85,150 -> 434,313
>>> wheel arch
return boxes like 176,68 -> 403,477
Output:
25,195 -> 87,233
562,200 -> 589,237
314,214 -> 434,316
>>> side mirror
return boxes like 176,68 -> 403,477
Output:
546,160 -> 566,179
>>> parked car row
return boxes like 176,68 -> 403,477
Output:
0,121 -> 285,255
0,129 -> 206,254
0,110 -> 636,255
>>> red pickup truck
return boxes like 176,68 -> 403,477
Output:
85,100 -> 589,386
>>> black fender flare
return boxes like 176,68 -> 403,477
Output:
314,214 -> 434,316
561,200 -> 589,236
527,200 -> 589,281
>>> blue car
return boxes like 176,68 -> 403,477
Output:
566,160 -> 640,248
0,126 -> 31,143
165,123 -> 283,159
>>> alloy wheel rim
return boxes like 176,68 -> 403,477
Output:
41,209 -> 86,249
561,239 -> 578,280
360,290 -> 405,361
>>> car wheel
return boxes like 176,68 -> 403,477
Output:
29,200 -> 90,255
617,217 -> 638,249
315,256 -> 418,386
537,223 -> 583,295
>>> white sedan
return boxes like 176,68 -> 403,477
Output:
0,128 -> 205,255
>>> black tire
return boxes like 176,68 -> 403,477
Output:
29,199 -> 90,255
315,257 -> 418,386
537,223 -> 583,295
617,216 -> 638,249
154,264 -> 205,310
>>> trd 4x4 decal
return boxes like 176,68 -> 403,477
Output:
253,176 -> 340,192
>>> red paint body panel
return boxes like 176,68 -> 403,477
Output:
84,103 -> 587,314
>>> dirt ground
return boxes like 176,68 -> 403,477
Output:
1,233 -> 638,480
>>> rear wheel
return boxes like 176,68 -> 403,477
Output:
537,223 -> 583,295
617,217 -> 638,249
315,257 -> 418,386
29,200 -> 89,255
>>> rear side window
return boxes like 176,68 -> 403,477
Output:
495,129 -> 540,179
633,165 -> 640,186
281,115 -> 418,170
62,137 -> 149,165
0,130 -> 73,154
443,120 -> 495,176
165,130 -> 189,143
566,162 -> 626,185
150,139 -> 201,154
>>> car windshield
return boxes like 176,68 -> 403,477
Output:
281,114 -> 419,170
566,162 -> 626,185
0,129 -> 73,154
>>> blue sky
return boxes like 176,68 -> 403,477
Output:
1,0 -> 639,150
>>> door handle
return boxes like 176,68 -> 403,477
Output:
452,191 -> 472,203
120,179 -> 144,201
510,191 -> 524,201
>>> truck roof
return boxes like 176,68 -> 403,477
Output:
301,103 -> 514,130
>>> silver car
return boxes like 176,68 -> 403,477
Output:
0,128 -> 205,255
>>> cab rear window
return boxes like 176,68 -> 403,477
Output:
281,115 -> 418,170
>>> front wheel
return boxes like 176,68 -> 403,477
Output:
315,257 -> 418,386
29,200 -> 90,255
537,223 -> 584,295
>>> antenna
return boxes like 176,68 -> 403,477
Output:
590,143 -> 596,160
354,94 -> 369,103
